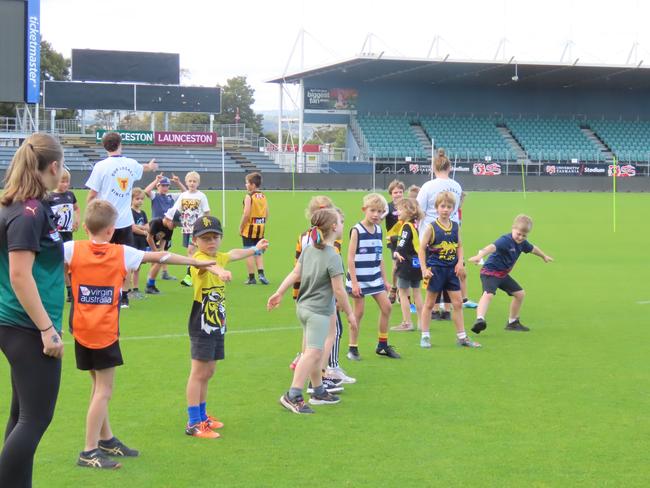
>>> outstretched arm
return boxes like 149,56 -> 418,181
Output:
267,263 -> 301,310
468,243 -> 496,265
141,251 -> 214,267
531,246 -> 553,263
228,239 -> 269,262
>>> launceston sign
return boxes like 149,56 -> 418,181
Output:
96,130 -> 217,146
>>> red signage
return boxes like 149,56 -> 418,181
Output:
154,131 -> 217,146
472,162 -> 502,176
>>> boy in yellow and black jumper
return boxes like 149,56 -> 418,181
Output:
239,172 -> 269,285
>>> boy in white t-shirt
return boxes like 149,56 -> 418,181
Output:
168,171 -> 210,286
85,132 -> 158,308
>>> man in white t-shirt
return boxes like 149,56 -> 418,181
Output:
85,132 -> 158,307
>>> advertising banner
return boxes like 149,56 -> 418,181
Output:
305,88 -> 358,111
154,131 -> 217,146
95,130 -> 154,145
608,164 -> 637,177
472,163 -> 502,176
25,0 -> 40,103
375,162 -> 472,175
542,164 -> 636,177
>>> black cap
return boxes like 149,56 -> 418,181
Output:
193,215 -> 223,237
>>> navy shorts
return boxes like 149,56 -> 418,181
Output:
182,233 -> 192,248
190,333 -> 225,361
75,340 -> 123,371
242,236 -> 262,248
426,265 -> 460,293
480,273 -> 523,296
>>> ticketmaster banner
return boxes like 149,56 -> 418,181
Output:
25,0 -> 40,103
95,130 -> 154,145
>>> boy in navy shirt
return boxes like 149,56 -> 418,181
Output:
469,214 -> 553,333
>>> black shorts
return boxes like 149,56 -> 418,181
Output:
242,236 -> 261,248
182,233 -> 192,248
480,273 -> 523,296
426,265 -> 461,293
60,231 -> 73,243
133,236 -> 149,251
75,340 -> 123,371
190,333 -> 225,361
111,226 -> 134,247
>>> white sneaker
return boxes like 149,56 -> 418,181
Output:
326,366 -> 357,384
420,335 -> 431,348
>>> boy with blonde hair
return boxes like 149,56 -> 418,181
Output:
66,200 -> 214,469
469,214 -> 553,333
239,172 -> 269,285
168,171 -> 210,287
346,193 -> 399,359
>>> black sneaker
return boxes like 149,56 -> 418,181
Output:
145,285 -> 161,295
77,448 -> 122,469
279,393 -> 315,414
346,347 -> 361,361
258,275 -> 270,285
505,319 -> 530,332
98,437 -> 139,457
309,390 -> 341,405
441,311 -> 451,320
471,318 -> 487,334
120,297 -> 129,309
431,310 -> 442,320
308,378 -> 344,394
376,344 -> 401,359
244,277 -> 257,285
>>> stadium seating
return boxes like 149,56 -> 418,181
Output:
506,118 -> 600,161
240,151 -> 285,173
357,115 -> 428,159
420,115 -> 512,161
588,119 -> 650,162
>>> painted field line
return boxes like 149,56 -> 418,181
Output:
636,300 -> 650,305
63,325 -> 300,345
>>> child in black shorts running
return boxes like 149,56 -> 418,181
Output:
469,214 -> 553,334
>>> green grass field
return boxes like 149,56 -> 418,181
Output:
1,189 -> 649,487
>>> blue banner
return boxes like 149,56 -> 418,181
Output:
25,0 -> 41,103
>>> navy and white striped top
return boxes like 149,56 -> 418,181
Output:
346,222 -> 385,296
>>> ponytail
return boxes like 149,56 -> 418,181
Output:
310,208 -> 339,250
433,147 -> 451,173
1,133 -> 63,206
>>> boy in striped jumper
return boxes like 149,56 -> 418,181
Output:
346,193 -> 399,360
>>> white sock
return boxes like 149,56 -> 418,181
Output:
456,331 -> 467,340
477,316 -> 485,321
421,331 -> 430,338
439,303 -> 446,312
509,317 -> 518,324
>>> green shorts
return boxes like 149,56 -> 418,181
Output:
297,306 -> 330,350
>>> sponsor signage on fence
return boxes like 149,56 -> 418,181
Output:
543,164 -> 636,177
25,0 -> 41,103
376,162 -> 472,175
304,88 -> 358,111
472,163 -> 502,176
608,164 -> 636,177
95,130 -> 218,146
154,131 -> 217,146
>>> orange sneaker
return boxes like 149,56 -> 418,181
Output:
185,421 -> 220,439
206,415 -> 224,430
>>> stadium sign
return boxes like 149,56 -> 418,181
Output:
472,163 -> 502,176
304,88 -> 358,111
608,164 -> 636,177
25,0 -> 40,103
542,164 -> 635,177
154,131 -> 217,146
96,130 -> 154,145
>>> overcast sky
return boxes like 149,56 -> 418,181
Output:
42,0 -> 650,111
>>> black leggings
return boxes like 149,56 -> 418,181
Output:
0,327 -> 61,488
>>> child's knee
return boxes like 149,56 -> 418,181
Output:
514,289 -> 525,300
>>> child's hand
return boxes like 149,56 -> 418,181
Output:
393,252 -> 405,263
347,313 -> 358,330
351,282 -> 362,298
72,221 -> 79,232
171,173 -> 179,183
422,267 -> 433,279
267,292 -> 282,310
217,269 -> 232,282
543,255 -> 554,263
455,263 -> 466,280
256,239 -> 269,253
468,255 -> 481,265
155,172 -> 164,181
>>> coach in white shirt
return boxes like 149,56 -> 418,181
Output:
86,132 -> 157,307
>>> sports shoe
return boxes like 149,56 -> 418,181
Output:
457,336 -> 482,348
280,393 -> 315,414
146,285 -> 161,295
289,352 -> 302,370
77,448 -> 122,469
441,311 -> 451,320
180,275 -> 192,287
66,293 -> 72,303
128,289 -> 146,300
420,335 -> 432,348
325,366 -> 356,384
390,322 -> 415,332
185,421 -> 220,438
472,318 -> 487,334
120,297 -> 129,309
206,415 -> 224,430
244,277 -> 257,285
307,379 -> 343,394
431,310 -> 442,320
346,348 -> 361,361
463,299 -> 478,309
161,271 -> 177,281
309,390 -> 341,405
376,344 -> 401,358
410,303 -> 417,314
505,319 -> 530,332
98,437 -> 139,457
388,287 -> 397,304
258,275 -> 270,285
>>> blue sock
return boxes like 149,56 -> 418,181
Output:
147,278 -> 155,287
188,405 -> 201,426
199,402 -> 207,422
